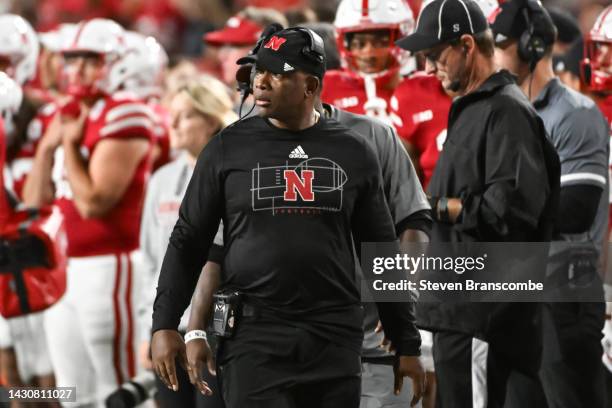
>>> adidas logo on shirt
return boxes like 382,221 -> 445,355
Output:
289,145 -> 308,159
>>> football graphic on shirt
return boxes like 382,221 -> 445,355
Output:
251,157 -> 348,214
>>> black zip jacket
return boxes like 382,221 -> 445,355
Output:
418,70 -> 560,337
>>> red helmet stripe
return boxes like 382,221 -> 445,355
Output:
362,0 -> 369,17
594,7 -> 612,34
71,21 -> 88,49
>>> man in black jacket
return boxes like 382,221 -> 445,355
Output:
150,27 -> 424,408
396,0 -> 560,406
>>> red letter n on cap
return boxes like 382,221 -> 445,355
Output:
284,170 -> 315,201
264,36 -> 287,51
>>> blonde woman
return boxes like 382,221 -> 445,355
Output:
138,74 -> 237,408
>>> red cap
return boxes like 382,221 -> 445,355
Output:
204,16 -> 263,47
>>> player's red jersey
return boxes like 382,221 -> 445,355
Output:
8,102 -> 57,199
390,73 -> 451,189
597,95 -> 612,132
321,69 -> 397,116
149,101 -> 171,171
0,117 -> 10,227
52,95 -> 155,257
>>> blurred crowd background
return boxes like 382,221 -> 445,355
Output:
2,0 -> 609,71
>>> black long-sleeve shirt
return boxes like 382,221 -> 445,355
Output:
152,115 -> 420,355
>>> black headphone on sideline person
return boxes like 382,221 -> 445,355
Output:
517,0 -> 548,73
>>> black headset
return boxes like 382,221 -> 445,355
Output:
517,0 -> 547,72
290,27 -> 326,64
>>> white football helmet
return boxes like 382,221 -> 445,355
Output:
0,14 -> 40,86
61,18 -> 127,97
0,72 -> 23,137
113,31 -> 168,99
582,5 -> 612,92
334,0 -> 415,73
39,23 -> 77,53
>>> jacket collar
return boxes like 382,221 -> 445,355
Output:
460,70 -> 516,100
448,70 -> 517,125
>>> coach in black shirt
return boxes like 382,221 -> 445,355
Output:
151,27 -> 423,408
397,0 -> 560,406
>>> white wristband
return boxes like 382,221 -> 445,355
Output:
184,330 -> 207,344
604,283 -> 612,303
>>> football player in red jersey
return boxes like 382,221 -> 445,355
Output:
115,31 -> 171,171
581,5 -> 612,171
23,19 -> 156,405
0,72 -> 60,395
0,14 -> 45,200
320,0 -> 415,125
581,4 -> 612,395
582,5 -> 612,127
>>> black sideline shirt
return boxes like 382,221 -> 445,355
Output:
152,115 -> 420,355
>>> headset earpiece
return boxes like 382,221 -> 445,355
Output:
291,27 -> 325,64
517,1 -> 546,72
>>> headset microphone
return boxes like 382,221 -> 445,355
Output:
236,23 -> 285,119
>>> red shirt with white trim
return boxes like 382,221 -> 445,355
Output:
598,95 -> 612,135
52,95 -> 155,257
321,69 -> 397,116
0,118 -> 11,227
8,103 -> 57,200
390,73 -> 451,189
149,102 -> 171,172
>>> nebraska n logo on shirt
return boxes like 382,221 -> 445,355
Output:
251,158 -> 348,214
289,145 -> 308,159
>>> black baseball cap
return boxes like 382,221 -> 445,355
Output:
547,7 -> 580,44
396,0 -> 489,53
489,0 -> 556,46
237,27 -> 326,79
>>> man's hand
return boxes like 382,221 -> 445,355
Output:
138,340 -> 153,371
375,321 -> 427,405
151,330 -> 188,392
375,321 -> 396,353
39,114 -> 63,152
60,102 -> 88,145
186,339 -> 215,396
394,355 -> 426,407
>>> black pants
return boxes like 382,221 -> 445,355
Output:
433,330 -> 541,408
541,302 -> 606,408
216,317 -> 361,408
506,302 -> 606,408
